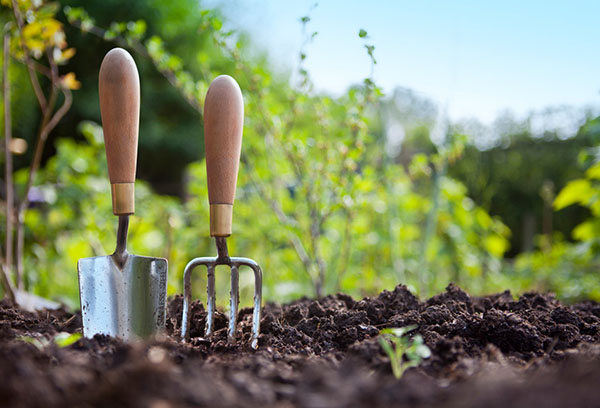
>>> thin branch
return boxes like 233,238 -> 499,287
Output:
44,89 -> 72,132
242,157 -> 298,228
0,262 -> 15,304
46,47 -> 58,82
1,33 -> 15,303
333,209 -> 353,292
242,156 -> 319,285
3,33 -> 12,267
9,54 -> 53,80
11,0 -> 47,111
288,234 -> 313,278
308,203 -> 326,297
15,84 -> 71,284
25,58 -> 52,79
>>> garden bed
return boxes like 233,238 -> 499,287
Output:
1,284 -> 599,407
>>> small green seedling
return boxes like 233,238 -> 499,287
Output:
19,332 -> 82,350
18,335 -> 46,350
53,332 -> 82,348
378,325 -> 431,379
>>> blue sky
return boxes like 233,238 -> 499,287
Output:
210,0 -> 600,123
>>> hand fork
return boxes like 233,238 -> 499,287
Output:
181,75 -> 262,349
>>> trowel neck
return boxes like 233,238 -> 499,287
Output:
215,236 -> 230,263
114,215 -> 129,267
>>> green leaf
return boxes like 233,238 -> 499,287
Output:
415,344 -> 432,359
378,336 -> 395,357
484,234 -> 509,257
379,326 -> 429,379
572,219 -> 600,241
358,29 -> 368,38
380,325 -> 416,337
554,179 -> 592,210
586,162 -> 600,179
54,332 -> 82,348
126,20 -> 147,39
18,336 -> 46,350
211,17 -> 222,31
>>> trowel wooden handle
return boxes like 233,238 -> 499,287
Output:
204,75 -> 244,237
99,48 -> 140,216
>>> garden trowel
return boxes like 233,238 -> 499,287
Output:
77,48 -> 167,340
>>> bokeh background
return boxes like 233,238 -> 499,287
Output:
1,0 -> 599,310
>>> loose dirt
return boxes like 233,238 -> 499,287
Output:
1,284 -> 599,407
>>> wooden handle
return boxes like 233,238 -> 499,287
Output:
204,75 -> 244,236
99,48 -> 140,215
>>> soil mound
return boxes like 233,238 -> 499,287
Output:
1,284 -> 599,407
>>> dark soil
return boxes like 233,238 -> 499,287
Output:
1,284 -> 600,407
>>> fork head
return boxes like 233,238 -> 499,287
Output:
181,237 -> 263,349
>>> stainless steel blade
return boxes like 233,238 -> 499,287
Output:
78,254 -> 167,340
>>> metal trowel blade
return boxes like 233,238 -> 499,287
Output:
77,254 -> 167,340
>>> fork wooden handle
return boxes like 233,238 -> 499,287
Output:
204,75 -> 244,237
99,48 -> 140,215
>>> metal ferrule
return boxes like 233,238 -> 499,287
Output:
111,183 -> 135,215
210,204 -> 233,237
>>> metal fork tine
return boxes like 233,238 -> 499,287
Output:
181,261 -> 194,341
251,265 -> 262,349
232,258 -> 262,349
228,265 -> 240,341
181,254 -> 262,348
205,264 -> 216,337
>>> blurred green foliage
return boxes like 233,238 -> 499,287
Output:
508,117 -> 600,301
448,121 -> 597,256
0,0 -> 598,309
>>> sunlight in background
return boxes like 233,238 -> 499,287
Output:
209,0 -> 600,124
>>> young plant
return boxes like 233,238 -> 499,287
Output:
378,325 -> 431,379
19,332 -> 81,350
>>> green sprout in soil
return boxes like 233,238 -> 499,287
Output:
378,325 -> 431,379
53,332 -> 82,348
19,332 -> 82,350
